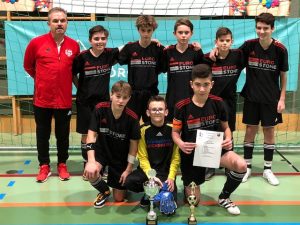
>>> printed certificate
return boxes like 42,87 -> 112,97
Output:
193,129 -> 224,168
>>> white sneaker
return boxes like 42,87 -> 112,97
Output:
263,169 -> 279,186
242,168 -> 251,183
218,198 -> 240,215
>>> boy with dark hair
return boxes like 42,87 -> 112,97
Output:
172,64 -> 247,215
73,25 -> 120,177
240,13 -> 288,185
84,81 -> 141,208
118,15 -> 165,122
162,18 -> 204,122
124,95 -> 180,212
204,27 -> 244,180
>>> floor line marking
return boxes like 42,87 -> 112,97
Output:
0,200 -> 300,208
7,181 -> 15,187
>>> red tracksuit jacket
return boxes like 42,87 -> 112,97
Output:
24,32 -> 80,108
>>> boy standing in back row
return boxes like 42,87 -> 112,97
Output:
118,15 -> 165,122
240,13 -> 288,185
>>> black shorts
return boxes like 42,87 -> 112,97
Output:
76,102 -> 95,134
95,149 -> 127,190
242,100 -> 282,127
180,151 -> 206,187
126,90 -> 154,123
223,98 -> 237,132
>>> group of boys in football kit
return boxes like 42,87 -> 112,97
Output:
29,9 -> 287,216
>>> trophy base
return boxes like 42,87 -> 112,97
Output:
188,218 -> 197,225
146,218 -> 158,225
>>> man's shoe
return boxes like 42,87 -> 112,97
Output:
36,164 -> 51,183
242,168 -> 251,183
57,163 -> 70,181
94,190 -> 111,208
140,194 -> 150,208
205,168 -> 215,181
263,169 -> 279,186
218,198 -> 240,215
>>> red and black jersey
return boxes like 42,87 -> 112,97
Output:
118,41 -> 164,93
239,38 -> 289,104
173,96 -> 227,143
204,49 -> 244,100
89,101 -> 141,166
162,44 -> 204,110
73,48 -> 119,105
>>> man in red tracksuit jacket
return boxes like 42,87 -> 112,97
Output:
23,7 -> 80,183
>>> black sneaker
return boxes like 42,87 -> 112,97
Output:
205,168 -> 215,181
140,194 -> 150,208
94,190 -> 111,208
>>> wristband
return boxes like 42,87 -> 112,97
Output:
86,143 -> 96,151
127,154 -> 135,164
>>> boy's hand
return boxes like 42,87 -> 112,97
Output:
84,162 -> 100,180
151,38 -> 162,47
222,138 -> 232,150
209,47 -> 219,61
178,141 -> 197,154
192,42 -> 202,51
165,179 -> 175,192
277,99 -> 285,113
119,169 -> 132,186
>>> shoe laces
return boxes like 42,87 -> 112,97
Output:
39,165 -> 49,174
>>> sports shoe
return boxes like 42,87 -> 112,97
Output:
218,198 -> 240,215
57,163 -> 70,181
205,168 -> 215,181
140,194 -> 150,208
36,164 -> 51,183
242,168 -> 251,183
94,190 -> 111,208
263,169 -> 279,186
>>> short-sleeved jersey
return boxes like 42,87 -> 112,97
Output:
118,41 -> 164,93
89,102 -> 141,166
137,122 -> 180,180
73,48 -> 119,105
204,49 -> 244,100
240,38 -> 289,104
162,44 -> 204,108
173,96 -> 227,143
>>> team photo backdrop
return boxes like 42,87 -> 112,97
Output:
5,18 -> 299,96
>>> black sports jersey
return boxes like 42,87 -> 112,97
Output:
240,38 -> 289,104
89,102 -> 141,166
138,122 -> 180,179
173,96 -> 227,143
118,41 -> 164,93
162,44 -> 204,111
204,49 -> 244,100
73,48 -> 119,105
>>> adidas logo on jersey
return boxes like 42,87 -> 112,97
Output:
250,51 -> 255,57
156,132 -> 163,136
132,52 -> 138,57
188,114 -> 194,120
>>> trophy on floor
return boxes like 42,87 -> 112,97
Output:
143,169 -> 160,225
187,181 -> 197,225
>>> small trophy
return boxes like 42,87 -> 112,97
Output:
143,169 -> 160,225
187,182 -> 197,225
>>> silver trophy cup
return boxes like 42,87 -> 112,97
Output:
143,169 -> 160,225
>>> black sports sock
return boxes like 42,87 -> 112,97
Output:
219,170 -> 246,199
90,177 -> 110,193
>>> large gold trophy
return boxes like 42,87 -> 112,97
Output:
143,169 -> 160,225
187,182 -> 197,225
